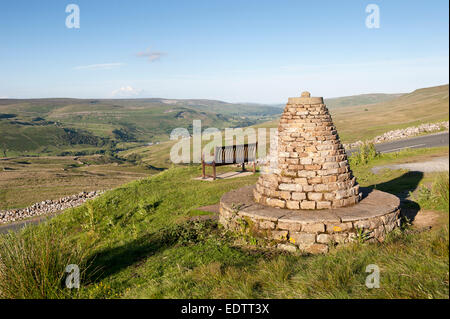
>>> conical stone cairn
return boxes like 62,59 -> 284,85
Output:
254,91 -> 361,210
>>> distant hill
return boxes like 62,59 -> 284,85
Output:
332,84 -> 449,142
255,84 -> 449,143
324,93 -> 404,109
0,98 -> 281,156
270,92 -> 403,109
1,85 -> 448,156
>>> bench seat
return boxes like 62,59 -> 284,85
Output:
202,143 -> 257,180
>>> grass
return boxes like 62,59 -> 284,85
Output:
0,223 -> 89,298
0,155 -> 156,210
0,98 -> 281,155
332,84 -> 449,143
0,146 -> 448,299
413,173 -> 449,213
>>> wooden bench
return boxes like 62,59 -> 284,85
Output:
202,143 -> 258,180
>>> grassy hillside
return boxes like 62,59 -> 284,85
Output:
120,85 -> 449,168
1,85 -> 447,157
255,84 -> 449,143
333,84 -> 449,142
0,148 -> 448,298
0,155 -> 157,210
324,93 -> 403,109
0,98 -> 282,156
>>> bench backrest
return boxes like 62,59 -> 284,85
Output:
214,143 -> 257,164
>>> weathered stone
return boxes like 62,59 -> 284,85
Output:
290,232 -> 316,246
286,200 -> 300,210
317,233 -> 331,244
331,233 -> 348,244
270,230 -> 288,241
277,221 -> 302,232
354,219 -> 371,229
305,243 -> 329,254
325,222 -> 353,233
291,192 -> 306,201
218,90 -> 402,254
307,192 -> 323,201
277,243 -> 298,252
301,200 -> 316,210
253,91 -> 360,209
259,220 -> 276,230
266,198 -> 286,208
316,201 -> 332,209
302,223 -> 325,233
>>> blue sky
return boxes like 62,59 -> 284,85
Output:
0,0 -> 448,103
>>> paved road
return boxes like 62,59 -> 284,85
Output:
347,131 -> 449,155
372,156 -> 449,174
0,214 -> 56,234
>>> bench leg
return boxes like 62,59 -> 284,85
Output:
242,163 -> 246,172
253,161 -> 256,174
213,163 -> 216,180
202,161 -> 205,178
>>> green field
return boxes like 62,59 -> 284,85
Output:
0,98 -> 282,156
1,85 -> 447,156
0,147 -> 448,299
0,155 -> 158,210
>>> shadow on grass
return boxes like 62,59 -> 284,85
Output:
84,220 -> 277,284
367,170 -> 424,223
85,228 -> 178,283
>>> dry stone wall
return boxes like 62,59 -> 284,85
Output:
254,92 -> 361,210
0,191 -> 103,224
343,121 -> 449,150
221,185 -> 401,254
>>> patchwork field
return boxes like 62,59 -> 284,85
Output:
0,98 -> 282,156
0,155 -> 155,210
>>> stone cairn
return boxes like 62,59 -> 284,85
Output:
254,91 -> 361,210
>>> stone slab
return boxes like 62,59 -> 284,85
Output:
219,185 -> 400,254
221,185 -> 400,224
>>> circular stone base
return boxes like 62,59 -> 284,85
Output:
219,186 -> 400,254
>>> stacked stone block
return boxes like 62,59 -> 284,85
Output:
254,91 -> 361,209
220,185 -> 401,254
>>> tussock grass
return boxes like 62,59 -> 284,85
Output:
0,224 -> 90,298
413,172 -> 449,212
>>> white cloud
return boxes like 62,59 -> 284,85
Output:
137,48 -> 166,62
111,86 -> 144,97
73,63 -> 124,70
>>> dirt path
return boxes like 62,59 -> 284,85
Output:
402,209 -> 445,231
372,156 -> 449,174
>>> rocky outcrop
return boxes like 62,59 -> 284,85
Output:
0,191 -> 103,224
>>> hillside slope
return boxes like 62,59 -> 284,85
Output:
333,84 -> 449,142
0,98 -> 281,155
1,160 -> 447,298
324,93 -> 403,109
254,84 -> 449,143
